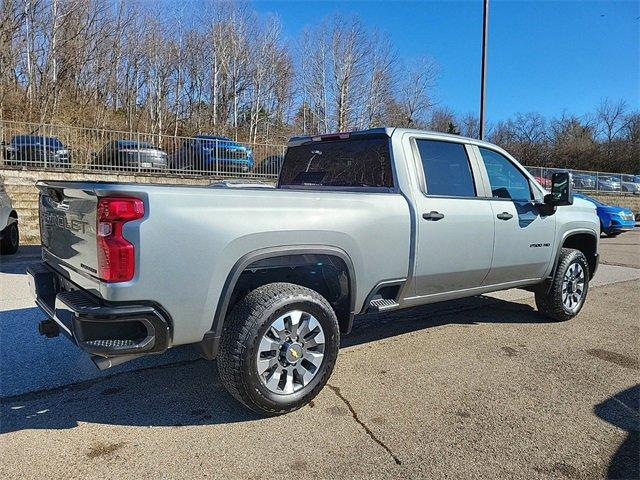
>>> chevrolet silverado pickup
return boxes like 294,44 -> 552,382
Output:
28,128 -> 600,415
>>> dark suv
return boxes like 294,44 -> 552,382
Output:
3,135 -> 71,168
170,135 -> 254,173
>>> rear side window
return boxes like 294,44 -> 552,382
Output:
278,137 -> 393,189
415,139 -> 476,197
479,147 -> 532,200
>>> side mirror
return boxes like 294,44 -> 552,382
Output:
544,171 -> 573,206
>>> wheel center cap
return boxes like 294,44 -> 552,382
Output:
284,343 -> 303,364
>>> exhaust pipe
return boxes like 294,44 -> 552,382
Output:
91,353 -> 145,370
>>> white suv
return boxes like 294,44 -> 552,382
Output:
0,177 -> 19,254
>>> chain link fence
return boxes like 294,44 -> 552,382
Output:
524,166 -> 640,195
1,120 -> 639,193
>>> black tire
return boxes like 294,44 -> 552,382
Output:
0,221 -> 19,255
535,248 -> 589,322
605,231 -> 621,238
218,282 -> 340,416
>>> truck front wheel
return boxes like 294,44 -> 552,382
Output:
535,248 -> 590,322
218,282 -> 340,416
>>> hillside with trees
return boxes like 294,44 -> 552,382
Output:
1,0 -> 637,172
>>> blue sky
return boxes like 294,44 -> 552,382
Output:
253,0 -> 639,122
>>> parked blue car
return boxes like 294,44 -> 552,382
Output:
170,135 -> 254,173
574,193 -> 636,237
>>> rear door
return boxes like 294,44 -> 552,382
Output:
475,147 -> 556,285
410,138 -> 495,296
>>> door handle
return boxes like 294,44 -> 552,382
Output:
423,211 -> 445,221
496,212 -> 513,220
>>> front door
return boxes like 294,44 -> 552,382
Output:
411,138 -> 495,296
477,147 -> 556,285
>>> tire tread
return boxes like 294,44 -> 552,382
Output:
218,282 -> 338,415
535,248 -> 589,322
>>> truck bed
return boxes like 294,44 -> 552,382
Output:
36,180 -> 412,346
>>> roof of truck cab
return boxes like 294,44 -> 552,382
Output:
287,127 -> 501,150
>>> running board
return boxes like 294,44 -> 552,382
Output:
367,298 -> 400,313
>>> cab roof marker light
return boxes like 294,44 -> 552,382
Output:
311,132 -> 351,142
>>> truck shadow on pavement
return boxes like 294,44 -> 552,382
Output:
594,385 -> 640,480
0,246 -> 42,274
344,294 -> 544,348
1,295 -> 546,434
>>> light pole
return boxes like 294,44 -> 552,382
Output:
479,0 -> 489,140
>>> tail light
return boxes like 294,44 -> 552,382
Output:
97,197 -> 144,282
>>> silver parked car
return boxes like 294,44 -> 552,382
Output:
621,174 -> 640,194
597,175 -> 621,192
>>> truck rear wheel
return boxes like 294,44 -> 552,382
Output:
218,282 -> 340,416
535,248 -> 590,322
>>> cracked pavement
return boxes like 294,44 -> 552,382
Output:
1,231 -> 638,479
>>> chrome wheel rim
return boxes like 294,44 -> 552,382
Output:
562,262 -> 585,312
256,310 -> 325,395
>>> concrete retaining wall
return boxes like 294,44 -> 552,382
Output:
1,167 -> 638,245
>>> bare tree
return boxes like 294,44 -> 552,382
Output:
596,98 -> 629,143
428,107 -> 456,133
329,15 -> 368,131
459,112 -> 480,139
396,56 -> 438,127
1,2 -> 637,176
360,29 -> 395,129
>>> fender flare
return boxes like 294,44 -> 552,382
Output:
546,228 -> 599,282
197,245 -> 357,359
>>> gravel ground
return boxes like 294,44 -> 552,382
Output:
0,232 -> 638,479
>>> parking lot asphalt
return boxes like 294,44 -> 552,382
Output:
599,228 -> 640,269
1,232 -> 638,479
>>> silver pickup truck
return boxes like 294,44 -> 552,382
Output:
28,128 -> 600,415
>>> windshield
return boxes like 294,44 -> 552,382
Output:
278,137 -> 393,189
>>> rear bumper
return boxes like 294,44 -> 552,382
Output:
27,262 -> 170,357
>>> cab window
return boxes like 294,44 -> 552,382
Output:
479,148 -> 532,200
415,139 -> 476,197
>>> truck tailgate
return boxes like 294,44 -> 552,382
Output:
37,181 -> 99,278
